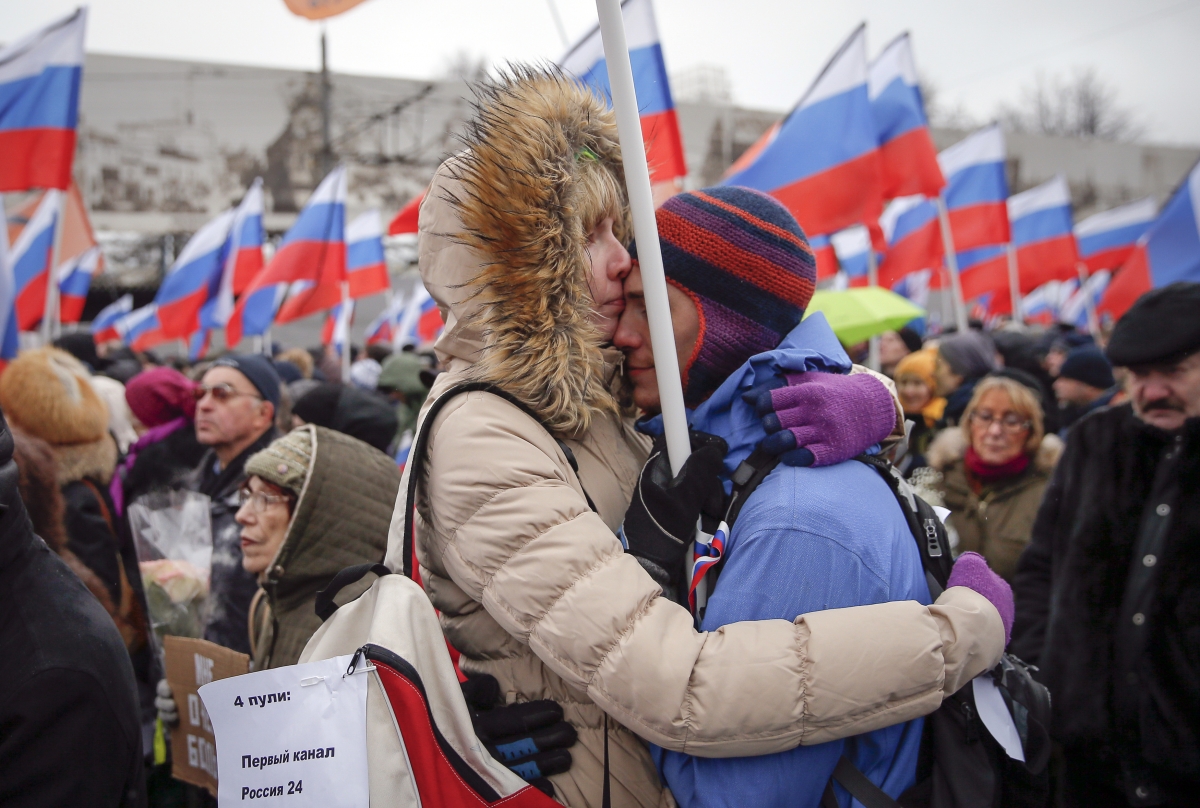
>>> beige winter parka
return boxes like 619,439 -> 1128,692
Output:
382,68 -> 1005,808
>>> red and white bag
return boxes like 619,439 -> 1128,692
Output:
299,564 -> 558,807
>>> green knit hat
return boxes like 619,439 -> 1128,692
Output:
245,426 -> 314,497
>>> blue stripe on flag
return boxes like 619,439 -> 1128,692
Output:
12,227 -> 55,290
0,66 -> 82,131
280,202 -> 345,247
870,77 -> 928,143
1145,188 -> 1200,287
1078,221 -> 1150,258
944,162 -> 1008,210
347,238 -> 384,271
577,43 -> 674,116
1011,206 -> 1074,247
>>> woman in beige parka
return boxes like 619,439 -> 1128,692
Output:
382,67 -> 1006,808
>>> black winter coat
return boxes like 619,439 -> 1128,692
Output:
0,424 -> 145,807
1011,404 -> 1200,800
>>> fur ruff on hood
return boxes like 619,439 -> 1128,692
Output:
925,425 -> 1063,474
430,66 -> 630,437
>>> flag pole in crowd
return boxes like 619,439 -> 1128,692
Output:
1005,243 -> 1024,324
594,0 -> 690,474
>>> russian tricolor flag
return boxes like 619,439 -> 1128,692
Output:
395,285 -> 443,349
228,166 -> 347,346
830,225 -> 876,287
153,207 -> 236,339
57,244 -> 100,323
878,195 -> 942,288
323,298 -> 354,357
204,177 -> 265,342
1100,160 -> 1200,320
365,292 -> 406,346
1074,196 -> 1157,273
0,9 -> 86,192
810,234 -> 837,282
723,24 -> 882,238
1061,270 -> 1109,328
939,124 -> 1010,252
346,210 -> 389,299
91,293 -> 133,344
116,303 -> 168,352
868,33 -> 944,200
10,189 -> 60,331
1007,174 -> 1079,291
560,0 -> 687,189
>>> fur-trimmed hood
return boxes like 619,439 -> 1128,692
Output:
925,425 -> 1063,474
418,66 -> 629,437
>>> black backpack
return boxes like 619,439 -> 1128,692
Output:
711,450 -> 1052,808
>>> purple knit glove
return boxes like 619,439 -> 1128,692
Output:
947,552 -> 1014,646
748,371 -> 897,467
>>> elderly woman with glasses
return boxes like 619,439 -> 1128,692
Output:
922,375 -> 1063,581
235,424 -> 401,670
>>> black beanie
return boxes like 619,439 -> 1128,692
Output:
1059,346 -> 1115,390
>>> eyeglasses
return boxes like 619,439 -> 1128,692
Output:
970,410 -> 1032,433
236,488 -> 291,513
193,383 -> 262,404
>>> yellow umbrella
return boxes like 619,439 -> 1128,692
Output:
804,288 -> 926,346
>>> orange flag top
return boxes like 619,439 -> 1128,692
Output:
282,0 -> 372,20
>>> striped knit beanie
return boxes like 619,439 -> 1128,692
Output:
643,187 -> 816,408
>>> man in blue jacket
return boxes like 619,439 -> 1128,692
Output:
613,186 -> 928,807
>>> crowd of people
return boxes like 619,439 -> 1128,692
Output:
0,66 -> 1196,808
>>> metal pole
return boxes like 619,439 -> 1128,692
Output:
1006,243 -> 1024,325
866,244 -> 880,371
41,191 -> 66,344
1076,262 -> 1100,335
595,0 -> 690,474
261,327 -> 272,356
320,27 -> 333,179
935,195 -> 969,333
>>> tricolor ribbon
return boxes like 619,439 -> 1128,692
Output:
688,520 -> 728,613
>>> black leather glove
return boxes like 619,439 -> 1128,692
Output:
461,673 -> 576,797
620,429 -> 728,601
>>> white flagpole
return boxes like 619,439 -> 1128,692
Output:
866,245 -> 881,370
595,0 -> 690,474
41,191 -> 67,344
935,195 -> 969,332
1006,243 -> 1024,325
340,281 -> 351,383
1076,261 -> 1100,335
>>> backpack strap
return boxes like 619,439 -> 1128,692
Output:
401,381 -> 596,579
853,453 -> 952,597
820,755 -> 902,808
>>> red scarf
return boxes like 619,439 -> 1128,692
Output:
965,445 -> 1030,485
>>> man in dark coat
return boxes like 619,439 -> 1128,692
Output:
0,408 -> 146,807
1012,282 -> 1200,807
187,355 -> 280,654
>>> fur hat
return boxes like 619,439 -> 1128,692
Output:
245,426 -> 314,498
638,186 -> 817,407
0,348 -> 118,485
0,348 -> 110,446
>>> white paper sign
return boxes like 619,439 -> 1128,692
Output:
199,654 -> 369,806
973,675 -> 1025,762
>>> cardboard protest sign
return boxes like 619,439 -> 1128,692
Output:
163,636 -> 249,795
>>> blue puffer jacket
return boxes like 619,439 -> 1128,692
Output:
650,313 -> 930,808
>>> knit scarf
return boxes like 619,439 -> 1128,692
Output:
964,444 -> 1030,486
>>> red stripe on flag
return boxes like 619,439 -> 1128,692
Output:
1015,236 -> 1079,293
16,274 -> 47,331
1083,244 -> 1137,274
348,264 -> 390,299
157,287 -> 209,339
1097,245 -> 1151,321
768,150 -> 884,241
879,218 -> 944,288
59,294 -> 86,324
641,109 -> 687,184
948,202 -> 1011,252
232,249 -> 264,296
880,128 -> 945,200
959,253 -> 1009,302
0,129 -> 76,192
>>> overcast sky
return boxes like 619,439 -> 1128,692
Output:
6,0 -> 1200,145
